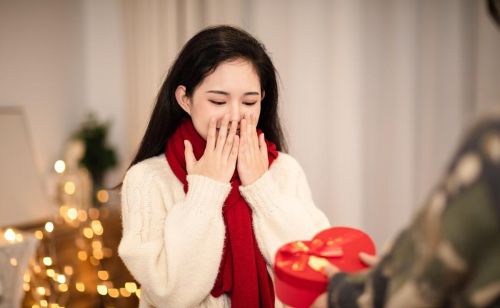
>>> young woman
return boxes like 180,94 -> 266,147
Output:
118,25 -> 330,308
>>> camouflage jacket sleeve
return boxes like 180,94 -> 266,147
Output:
328,118 -> 500,308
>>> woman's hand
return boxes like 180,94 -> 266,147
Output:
237,113 -> 269,186
184,114 -> 239,183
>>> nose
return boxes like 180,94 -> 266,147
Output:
229,101 -> 241,122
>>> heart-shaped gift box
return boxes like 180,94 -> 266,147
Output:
274,227 -> 376,308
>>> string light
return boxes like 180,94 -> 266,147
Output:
67,208 -> 78,220
97,270 -> 109,281
34,230 -> 44,240
45,222 -> 54,233
18,163 -> 139,305
4,228 -> 16,242
10,258 -> 18,266
96,189 -> 109,203
43,257 -> 53,266
97,284 -> 108,296
54,160 -> 66,174
64,181 -> 76,195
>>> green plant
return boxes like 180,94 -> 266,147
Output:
73,113 -> 118,189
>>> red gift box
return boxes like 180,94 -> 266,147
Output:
274,227 -> 376,308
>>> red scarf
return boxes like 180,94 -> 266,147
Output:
165,119 -> 278,307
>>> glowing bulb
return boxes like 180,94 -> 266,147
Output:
43,257 -> 53,266
119,288 -> 131,297
96,190 -> 109,203
108,288 -> 119,298
136,288 -> 141,298
77,251 -> 88,261
97,284 -> 108,296
58,283 -> 68,292
76,282 -> 85,292
45,222 -> 54,233
40,300 -> 48,307
125,282 -> 137,293
23,283 -> 30,291
83,227 -> 93,239
34,230 -> 44,240
64,266 -> 73,275
67,207 -> 78,220
36,287 -> 46,295
91,220 -> 103,235
57,274 -> 66,284
4,228 -> 16,241
97,270 -> 109,280
24,272 -> 31,282
78,210 -> 88,222
64,181 -> 76,195
46,269 -> 55,277
16,233 -> 23,241
54,160 -> 66,173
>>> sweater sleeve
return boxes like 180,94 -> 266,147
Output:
239,154 -> 331,264
118,162 -> 231,307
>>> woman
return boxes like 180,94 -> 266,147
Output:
118,25 -> 330,307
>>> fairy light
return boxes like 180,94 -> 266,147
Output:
54,160 -> 66,174
93,249 -> 104,260
64,181 -> 76,195
46,269 -> 55,277
10,258 -> 18,266
97,284 -> 108,296
45,222 -> 54,233
43,257 -> 53,266
32,305 -> 40,308
83,227 -> 93,239
91,220 -> 103,235
40,300 -> 48,307
96,190 -> 109,203
24,272 -> 31,282
34,230 -> 44,240
67,207 -> 78,220
36,287 -> 46,296
136,288 -> 141,299
77,251 -> 88,261
4,228 -> 16,242
56,274 -> 66,284
75,282 -> 85,292
58,283 -> 68,292
119,288 -> 131,297
97,270 -> 109,280
23,283 -> 30,291
108,288 -> 119,298
77,210 -> 88,222
64,266 -> 73,276
125,282 -> 137,293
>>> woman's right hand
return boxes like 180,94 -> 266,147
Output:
184,114 -> 239,183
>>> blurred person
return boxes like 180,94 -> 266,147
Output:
118,25 -> 330,308
312,1 -> 500,307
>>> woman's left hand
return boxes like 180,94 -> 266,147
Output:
237,113 -> 269,186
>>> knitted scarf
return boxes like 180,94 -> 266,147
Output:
165,119 -> 278,307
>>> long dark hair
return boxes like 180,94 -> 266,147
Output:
122,25 -> 287,183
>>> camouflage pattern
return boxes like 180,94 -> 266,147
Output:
328,116 -> 500,308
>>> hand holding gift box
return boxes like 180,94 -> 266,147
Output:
274,227 -> 376,308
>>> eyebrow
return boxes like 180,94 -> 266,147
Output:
206,90 -> 260,96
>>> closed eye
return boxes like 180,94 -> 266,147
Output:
209,100 -> 225,105
243,102 -> 258,106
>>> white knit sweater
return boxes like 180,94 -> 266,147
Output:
118,152 -> 330,308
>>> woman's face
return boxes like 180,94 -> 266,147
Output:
175,58 -> 263,140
